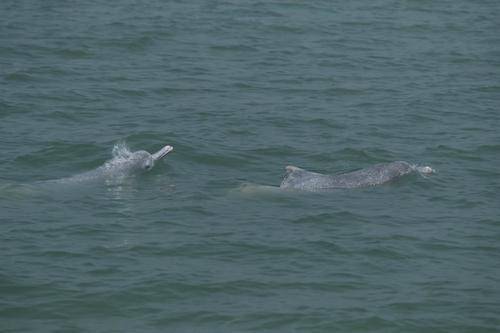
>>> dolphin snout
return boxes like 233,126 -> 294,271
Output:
151,145 -> 174,161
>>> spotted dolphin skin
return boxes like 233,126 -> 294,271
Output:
280,161 -> 434,191
54,144 -> 174,184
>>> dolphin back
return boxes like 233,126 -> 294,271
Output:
280,166 -> 338,191
280,161 -> 415,191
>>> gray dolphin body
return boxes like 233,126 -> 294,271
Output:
280,161 -> 433,191
54,145 -> 173,184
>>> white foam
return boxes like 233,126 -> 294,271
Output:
414,165 -> 436,177
112,142 -> 132,159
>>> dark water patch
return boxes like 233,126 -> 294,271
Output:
0,45 -> 37,60
25,90 -> 98,105
466,167 -> 500,180
109,88 -> 148,97
101,35 -> 155,52
209,44 -> 258,53
416,239 -> 472,253
127,241 -> 305,259
266,23 -> 307,34
290,211 -> 368,225
223,242 -> 306,257
224,127 -> 257,136
0,277 -> 56,299
186,153 -> 250,169
0,101 -> 34,119
153,86 -> 222,96
55,48 -> 92,59
329,147 -> 393,164
36,250 -> 88,259
61,224 -> 122,237
13,142 -> 104,179
245,313 -> 329,332
86,266 -> 124,277
34,65 -> 76,77
249,146 -> 306,158
426,145 -> 485,162
107,75 -> 134,82
15,142 -> 103,164
302,117 -> 345,129
152,311 -> 237,329
357,246 -> 411,261
167,203 -> 216,216
91,209 -> 136,219
45,110 -> 85,123
475,144 -> 500,155
323,86 -> 367,96
303,240 -> 347,256
399,23 -> 435,33
4,71 -> 35,82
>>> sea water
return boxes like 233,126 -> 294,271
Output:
1,1 -> 499,332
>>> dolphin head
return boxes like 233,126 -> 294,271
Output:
134,145 -> 174,171
132,151 -> 154,171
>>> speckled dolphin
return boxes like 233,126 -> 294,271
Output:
280,161 -> 434,191
54,144 -> 174,184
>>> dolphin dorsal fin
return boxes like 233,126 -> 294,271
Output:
285,165 -> 303,173
281,165 -> 312,189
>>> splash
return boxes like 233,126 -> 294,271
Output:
106,142 -> 134,170
111,142 -> 132,159
412,164 -> 436,177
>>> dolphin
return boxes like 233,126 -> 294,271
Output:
53,144 -> 174,184
280,161 -> 434,191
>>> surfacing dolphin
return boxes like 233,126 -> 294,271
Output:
280,161 -> 434,191
53,144 -> 174,184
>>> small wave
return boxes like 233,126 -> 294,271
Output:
4,71 -> 35,82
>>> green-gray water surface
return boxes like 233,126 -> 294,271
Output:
1,1 -> 500,332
